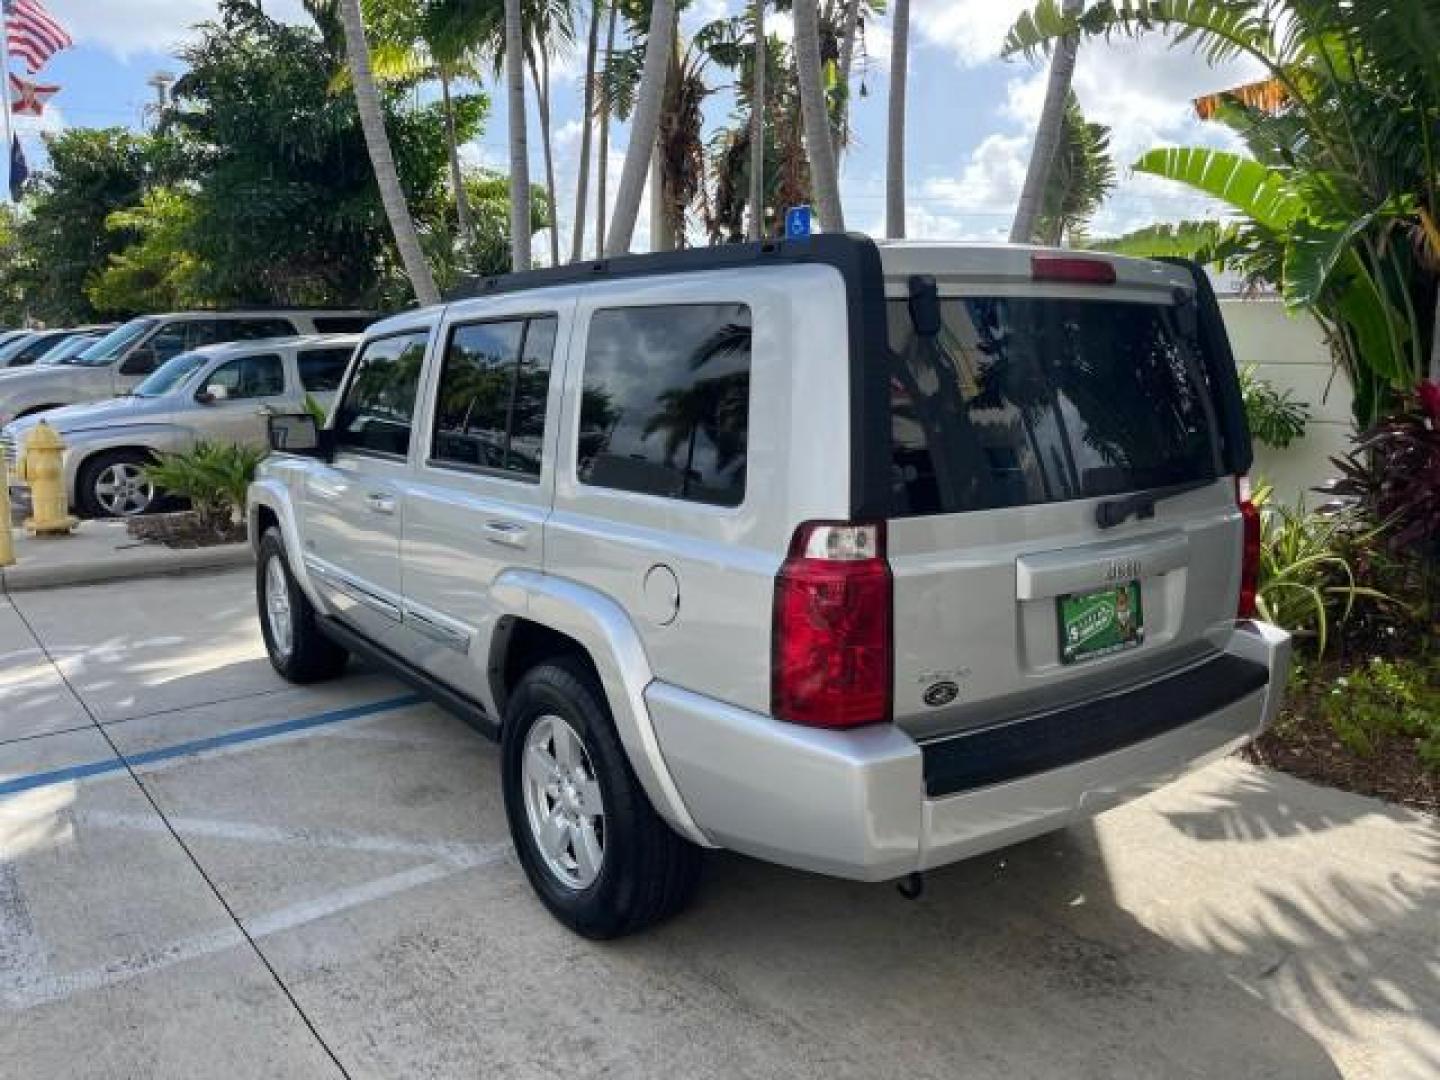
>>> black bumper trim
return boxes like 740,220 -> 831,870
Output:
921,654 -> 1269,798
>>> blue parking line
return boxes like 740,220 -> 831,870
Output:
0,694 -> 424,798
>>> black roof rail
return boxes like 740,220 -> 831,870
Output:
446,233 -> 881,302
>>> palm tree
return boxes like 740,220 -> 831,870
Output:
886,0 -> 909,239
335,0 -> 441,304
1009,0 -> 1083,244
793,0 -> 844,232
572,1 -> 604,262
594,1 -> 618,256
607,0 -> 677,254
504,0 -> 532,270
524,1 -> 576,266
1034,95 -> 1114,246
748,0 -> 765,241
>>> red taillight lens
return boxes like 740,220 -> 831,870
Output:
1237,476 -> 1261,619
772,522 -> 892,729
1030,255 -> 1118,285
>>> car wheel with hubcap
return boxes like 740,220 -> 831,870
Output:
77,450 -> 157,519
256,528 -> 349,683
502,657 -> 701,938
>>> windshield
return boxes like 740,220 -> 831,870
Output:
886,297 -> 1222,516
72,318 -> 157,367
0,334 -> 37,364
135,351 -> 208,397
37,335 -> 90,365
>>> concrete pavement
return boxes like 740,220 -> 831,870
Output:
1,570 -> 1436,1079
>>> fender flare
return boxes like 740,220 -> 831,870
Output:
247,479 -> 326,610
490,568 -> 713,848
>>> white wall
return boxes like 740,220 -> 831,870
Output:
1219,298 -> 1354,507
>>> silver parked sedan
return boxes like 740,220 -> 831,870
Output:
2,334 -> 358,518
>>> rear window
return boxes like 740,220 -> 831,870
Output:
887,297 -> 1221,516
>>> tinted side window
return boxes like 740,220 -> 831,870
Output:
205,354 -> 285,400
229,318 -> 300,341
578,304 -> 751,507
297,347 -> 353,392
312,316 -> 375,334
333,332 -> 429,457
431,316 -> 556,479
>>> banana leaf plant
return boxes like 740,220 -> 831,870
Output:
1004,0 -> 1440,426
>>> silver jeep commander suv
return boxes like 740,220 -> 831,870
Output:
249,236 -> 1292,938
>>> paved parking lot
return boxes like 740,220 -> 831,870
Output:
1,569 -> 1437,1079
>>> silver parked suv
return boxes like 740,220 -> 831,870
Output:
249,237 -> 1292,938
2,335 -> 357,518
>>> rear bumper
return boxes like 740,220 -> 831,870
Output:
648,621 -> 1291,881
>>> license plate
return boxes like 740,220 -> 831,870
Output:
1057,582 -> 1144,665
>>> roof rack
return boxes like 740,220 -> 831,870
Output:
447,233 -> 877,302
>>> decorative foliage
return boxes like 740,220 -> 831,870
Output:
144,442 -> 268,527
1333,381 -> 1440,558
1239,364 -> 1310,450
1321,657 -> 1440,769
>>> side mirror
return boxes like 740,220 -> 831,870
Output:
268,413 -> 332,459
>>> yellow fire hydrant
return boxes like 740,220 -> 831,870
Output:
0,450 -> 14,566
15,421 -> 78,536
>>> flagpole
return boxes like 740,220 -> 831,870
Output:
0,2 -> 12,202
0,0 -> 11,203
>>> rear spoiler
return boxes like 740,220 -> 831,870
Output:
1156,258 -> 1255,478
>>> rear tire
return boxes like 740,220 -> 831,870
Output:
502,657 -> 701,938
257,528 -> 348,684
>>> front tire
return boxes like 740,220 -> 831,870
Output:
76,449 -> 158,519
257,528 -> 348,684
502,658 -> 701,938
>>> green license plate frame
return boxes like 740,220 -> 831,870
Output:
1057,581 -> 1145,665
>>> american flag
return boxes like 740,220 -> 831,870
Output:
4,0 -> 72,75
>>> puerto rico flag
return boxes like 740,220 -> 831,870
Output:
9,72 -> 57,117
4,0 -> 72,74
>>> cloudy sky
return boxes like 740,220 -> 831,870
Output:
12,0 -> 1262,252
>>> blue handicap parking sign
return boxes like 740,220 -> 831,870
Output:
785,205 -> 813,239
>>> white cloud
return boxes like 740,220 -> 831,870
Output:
912,0 -> 1029,68
45,0 -> 311,58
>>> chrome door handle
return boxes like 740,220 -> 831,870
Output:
366,492 -> 397,516
483,520 -> 529,548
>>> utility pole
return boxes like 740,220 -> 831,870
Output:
144,72 -> 174,130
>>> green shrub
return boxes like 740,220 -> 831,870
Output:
144,441 -> 267,526
1255,486 -> 1391,656
1240,365 -> 1310,450
1322,657 -> 1440,768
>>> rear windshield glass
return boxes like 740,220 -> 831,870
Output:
887,297 -> 1221,516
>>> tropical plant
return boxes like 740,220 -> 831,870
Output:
1004,0 -> 1440,426
747,0 -> 766,241
504,0 -> 534,269
1333,380 -> 1440,564
1010,0 -> 1084,244
793,0 -> 844,232
333,0 -> 441,304
886,0 -> 909,239
170,1 -> 478,306
1034,93 -> 1115,246
1240,364 -> 1311,450
144,442 -> 269,527
1321,656 -> 1440,768
1254,487 -> 1391,657
573,0 -> 605,260
607,0 -> 677,254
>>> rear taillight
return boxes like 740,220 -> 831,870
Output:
1030,255 -> 1118,285
1237,476 -> 1261,619
772,522 -> 892,729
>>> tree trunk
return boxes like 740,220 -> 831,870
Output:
336,0 -> 439,305
607,0 -> 676,255
651,139 -> 674,251
748,0 -> 766,241
1010,0 -> 1083,245
793,0 -> 845,233
439,70 -> 475,248
505,0 -> 532,271
596,1 -> 618,258
886,0 -> 909,239
835,0 -> 861,158
529,50 -> 561,266
572,0 -> 603,263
